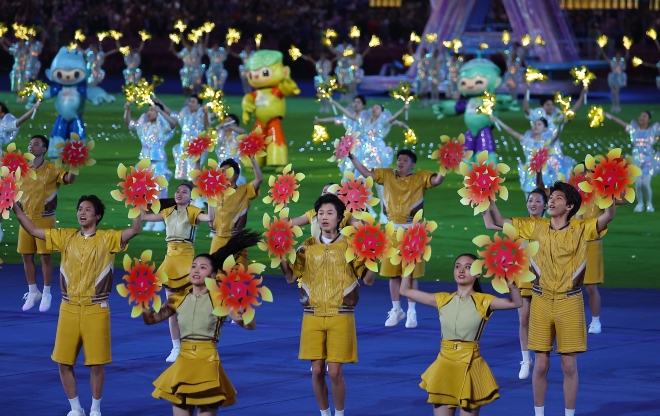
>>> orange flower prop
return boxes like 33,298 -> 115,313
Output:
116,250 -> 169,318
0,166 -> 23,219
328,129 -> 359,163
54,134 -> 96,175
389,210 -> 437,277
205,256 -> 272,325
235,126 -> 272,158
181,131 -> 216,162
568,164 -> 595,215
528,147 -> 550,172
258,208 -> 303,268
110,158 -> 169,218
341,211 -> 396,272
190,159 -> 235,207
579,148 -> 641,208
431,134 -> 473,176
263,164 -> 305,212
458,151 -> 510,215
327,171 -> 379,212
2,142 -> 35,180
471,223 -> 538,294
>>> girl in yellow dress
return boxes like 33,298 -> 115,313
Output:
142,230 -> 260,416
400,254 -> 522,415
142,183 -> 215,362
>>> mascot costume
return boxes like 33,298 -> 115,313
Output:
241,50 -> 300,166
432,58 -> 518,163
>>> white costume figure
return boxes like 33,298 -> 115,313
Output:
85,46 -> 117,105
205,46 -> 229,91
7,41 -> 28,93
518,130 -> 558,191
172,106 -> 207,180
25,39 -> 44,81
444,54 -> 463,99
123,51 -> 142,84
236,48 -> 255,95
0,113 -> 18,146
177,44 -> 205,93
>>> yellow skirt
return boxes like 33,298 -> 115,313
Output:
159,242 -> 194,290
152,342 -> 237,407
584,240 -> 604,285
420,340 -> 500,410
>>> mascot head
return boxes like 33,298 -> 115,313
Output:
457,58 -> 502,97
46,47 -> 89,85
246,50 -> 290,89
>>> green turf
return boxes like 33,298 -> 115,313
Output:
1,92 -> 658,288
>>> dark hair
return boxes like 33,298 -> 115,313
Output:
31,134 -> 49,149
536,117 -> 549,128
225,113 -> 240,126
642,110 -> 652,119
528,188 -> 548,214
539,95 -> 554,107
196,229 -> 261,274
324,182 -> 337,187
455,253 -> 482,293
314,194 -> 345,230
376,104 -> 385,112
189,95 -> 203,106
77,195 -> 105,224
0,102 -> 9,115
549,181 -> 582,220
220,158 -> 240,176
158,183 -> 194,210
397,149 -> 417,164
152,102 -> 165,112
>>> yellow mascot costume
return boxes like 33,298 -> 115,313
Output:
241,50 -> 300,166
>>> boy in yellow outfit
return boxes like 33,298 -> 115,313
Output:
485,181 -> 616,416
12,195 -> 142,416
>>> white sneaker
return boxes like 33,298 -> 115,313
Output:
519,360 -> 533,379
143,221 -> 154,231
152,221 -> 166,232
384,308 -> 406,327
39,293 -> 52,312
647,204 -> 655,213
634,203 -> 645,212
89,411 -> 101,416
22,290 -> 42,311
166,346 -> 180,362
405,310 -> 417,328
588,321 -> 602,334
67,410 -> 85,416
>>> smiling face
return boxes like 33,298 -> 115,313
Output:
458,75 -> 489,95
532,119 -> 547,134
454,255 -> 479,287
77,200 -> 100,228
28,137 -> 47,158
547,190 -> 572,219
187,97 -> 201,112
317,203 -> 340,233
174,185 -> 192,205
527,192 -> 546,218
190,257 -> 215,286
396,154 -> 415,177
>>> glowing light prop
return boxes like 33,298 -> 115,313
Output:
109,30 -> 122,40
554,92 -> 575,121
431,134 -> 473,176
174,20 -> 187,33
328,171 -> 379,212
623,36 -> 633,50
262,164 -> 305,212
632,57 -> 643,67
312,125 -> 329,143
425,33 -> 438,43
647,28 -> 657,40
119,46 -> 131,56
199,84 -> 226,118
389,210 -> 437,277
471,223 -> 538,293
116,250 -> 168,318
74,29 -> 86,43
189,159 -> 235,207
205,256 -> 272,325
226,28 -> 241,45
122,77 -> 160,108
579,148 -> 641,209
255,33 -> 262,48
328,129 -> 359,164
289,45 -> 302,61
502,30 -> 511,45
0,23 -> 8,37
169,33 -> 181,44
341,212 -> 396,273
317,77 -> 342,114
54,133 -> 95,175
369,35 -> 381,47
258,208 -> 303,268
0,166 -> 23,220
521,34 -> 532,46
235,127 -> 272,159
587,106 -> 605,128
535,35 -> 546,46
202,22 -> 215,33
596,35 -> 608,48
390,82 -> 415,120
349,26 -> 360,38
138,30 -> 152,41
110,159 -> 169,218
1,142 -> 35,180
458,151 -> 510,215
525,66 -> 547,83
17,80 -> 48,119
410,32 -> 421,43
97,31 -> 109,41
402,54 -> 415,67
403,128 -> 417,145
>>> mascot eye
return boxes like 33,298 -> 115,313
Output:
74,71 -> 81,79
475,80 -> 484,85
262,69 -> 270,77
56,71 -> 63,80
460,80 -> 466,86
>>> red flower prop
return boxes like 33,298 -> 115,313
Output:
235,126 -> 272,158
110,158 -> 169,218
258,208 -> 303,268
341,211 -> 396,272
0,166 -> 23,220
54,133 -> 96,175
389,210 -> 437,277
1,142 -> 35,180
457,151 -> 510,215
190,158 -> 235,207
579,148 -> 641,209
431,134 -> 473,176
327,171 -> 379,212
263,163 -> 306,212
568,164 -> 595,215
328,129 -> 359,163
116,250 -> 169,317
181,131 -> 216,162
205,257 -> 272,325
528,147 -> 550,172
471,223 -> 538,294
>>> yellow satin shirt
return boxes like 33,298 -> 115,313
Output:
161,205 -> 203,242
304,208 -> 351,237
212,183 -> 259,238
373,168 -> 434,224
20,161 -> 68,219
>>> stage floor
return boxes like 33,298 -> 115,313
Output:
1,264 -> 659,415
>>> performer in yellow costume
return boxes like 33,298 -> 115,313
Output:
18,135 -> 78,313
12,195 -> 142,416
241,49 -> 300,166
289,183 -> 353,237
485,181 -> 616,416
142,183 -> 215,363
400,253 -> 522,413
577,198 -> 605,335
210,158 -> 263,266
142,230 -> 261,416
280,194 -> 375,416
349,149 -> 445,329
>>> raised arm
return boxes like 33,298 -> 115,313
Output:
123,102 -> 133,127
142,301 -> 176,324
522,83 -> 532,116
347,153 -> 375,179
486,198 -> 513,227
388,104 -> 409,124
152,96 -> 173,115
12,203 -> 46,240
142,212 -> 164,222
249,156 -> 263,190
481,210 -> 503,231
399,275 -> 437,307
121,211 -> 142,246
603,112 -> 629,128
157,106 -> 177,129
599,47 -> 609,61
489,281 -> 523,310
15,102 -> 40,127
570,86 -> 588,114
314,116 -> 338,124
489,115 -> 522,141
138,40 -> 145,54
291,213 -> 310,227
197,206 -> 215,223
596,202 -> 616,234
430,172 -> 445,187
329,98 -> 358,120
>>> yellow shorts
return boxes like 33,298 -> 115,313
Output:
380,258 -> 425,278
519,281 -> 533,297
584,240 -> 604,285
17,217 -> 56,255
52,302 -> 112,366
299,314 -> 357,363
528,289 -> 586,354
210,235 -> 248,269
